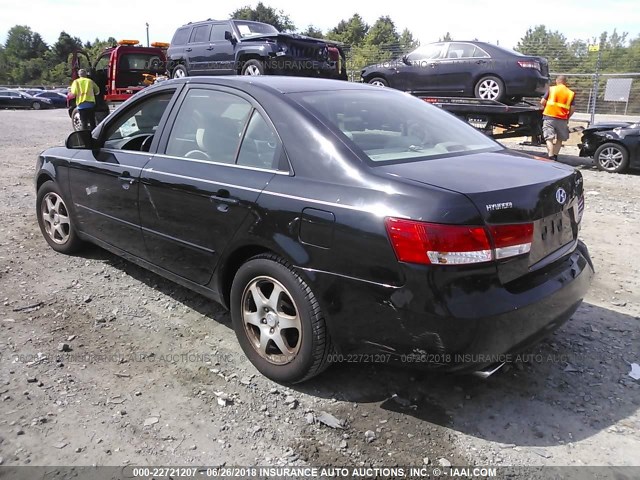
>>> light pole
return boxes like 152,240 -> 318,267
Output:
146,23 -> 150,47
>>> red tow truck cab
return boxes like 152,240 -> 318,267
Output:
69,40 -> 168,129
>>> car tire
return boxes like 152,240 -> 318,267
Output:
32,101 -> 41,110
368,77 -> 388,87
241,59 -> 265,76
172,65 -> 188,79
594,142 -> 629,173
474,76 -> 505,101
230,254 -> 333,383
36,181 -> 83,254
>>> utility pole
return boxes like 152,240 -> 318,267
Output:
146,23 -> 150,47
589,43 -> 602,125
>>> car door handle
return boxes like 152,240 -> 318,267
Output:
185,47 -> 193,52
476,60 -> 487,64
206,46 -> 214,51
428,63 -> 437,68
210,191 -> 238,205
118,176 -> 136,184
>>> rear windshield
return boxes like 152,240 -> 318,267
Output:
291,89 -> 501,164
233,20 -> 278,38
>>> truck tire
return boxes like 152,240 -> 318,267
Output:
474,76 -> 505,101
71,108 -> 82,132
241,59 -> 264,76
172,65 -> 188,79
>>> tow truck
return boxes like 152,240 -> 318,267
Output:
415,96 -> 544,143
69,39 -> 169,130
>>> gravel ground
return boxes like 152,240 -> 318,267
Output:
0,109 -> 639,471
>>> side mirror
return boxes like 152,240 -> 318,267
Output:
402,55 -> 411,65
66,130 -> 95,150
224,31 -> 236,43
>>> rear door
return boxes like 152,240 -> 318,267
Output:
186,24 -> 212,74
438,42 -> 490,95
139,85 -> 284,285
67,87 -> 179,258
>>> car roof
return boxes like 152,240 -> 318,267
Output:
159,76 -> 376,94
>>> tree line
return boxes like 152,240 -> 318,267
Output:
1,2 -> 638,86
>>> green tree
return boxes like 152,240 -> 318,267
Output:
439,32 -> 452,42
516,25 -> 573,71
364,16 -> 399,46
5,25 -> 42,60
52,31 -> 83,63
230,2 -> 295,32
299,26 -> 324,39
326,14 -> 368,46
399,28 -> 419,52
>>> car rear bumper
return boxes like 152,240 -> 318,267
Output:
300,241 -> 593,372
505,74 -> 549,97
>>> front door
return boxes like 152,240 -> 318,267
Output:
209,23 -> 236,75
139,85 -> 285,285
395,43 -> 445,93
67,89 -> 178,258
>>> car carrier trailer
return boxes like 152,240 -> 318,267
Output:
414,95 -> 544,144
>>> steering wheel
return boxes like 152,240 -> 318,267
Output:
185,150 -> 211,161
140,135 -> 154,152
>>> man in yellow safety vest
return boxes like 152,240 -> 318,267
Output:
540,75 -> 575,160
69,69 -> 100,131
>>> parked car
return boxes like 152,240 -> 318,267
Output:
0,90 -> 52,109
167,19 -> 347,80
361,41 -> 549,102
34,91 -> 68,108
578,121 -> 640,173
21,88 -> 44,96
35,77 -> 593,383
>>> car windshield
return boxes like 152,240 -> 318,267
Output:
233,20 -> 278,38
291,89 -> 501,164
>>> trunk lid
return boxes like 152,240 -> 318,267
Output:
376,150 -> 584,282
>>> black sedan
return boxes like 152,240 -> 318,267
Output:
35,77 -> 593,383
361,41 -> 549,102
579,121 -> 640,173
34,90 -> 68,108
0,90 -> 52,109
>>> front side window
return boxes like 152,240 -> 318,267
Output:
103,92 -> 174,151
211,24 -> 227,41
406,43 -> 444,62
166,89 -> 252,164
292,90 -> 500,164
95,54 -> 110,71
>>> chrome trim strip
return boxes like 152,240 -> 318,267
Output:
142,169 -> 264,194
296,267 -> 399,289
153,153 -> 289,175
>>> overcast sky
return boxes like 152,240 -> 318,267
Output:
1,0 -> 638,49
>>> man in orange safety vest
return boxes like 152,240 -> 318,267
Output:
540,75 -> 575,160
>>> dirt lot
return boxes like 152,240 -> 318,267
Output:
0,109 -> 639,471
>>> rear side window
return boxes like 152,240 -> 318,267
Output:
171,28 -> 190,46
292,90 -> 499,164
190,25 -> 211,44
237,111 -> 281,170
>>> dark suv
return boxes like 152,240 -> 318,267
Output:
167,19 -> 347,80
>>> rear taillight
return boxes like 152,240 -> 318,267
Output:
385,218 -> 533,266
517,60 -> 541,70
488,223 -> 533,259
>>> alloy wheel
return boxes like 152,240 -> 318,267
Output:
173,68 -> 186,79
41,192 -> 70,245
370,80 -> 386,87
241,276 -> 302,365
477,79 -> 500,100
598,146 -> 624,171
243,65 -> 262,76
